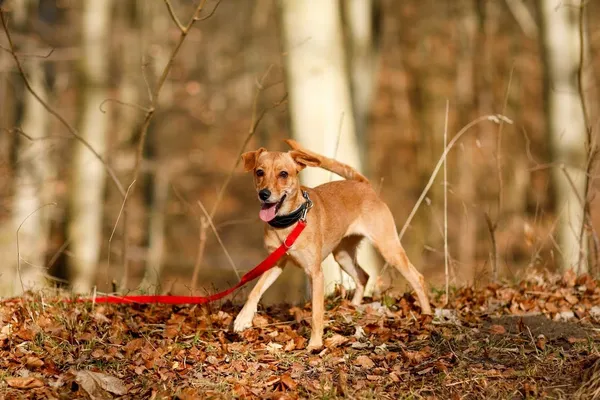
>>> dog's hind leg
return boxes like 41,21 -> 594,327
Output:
333,236 -> 369,305
360,206 -> 432,314
233,263 -> 284,332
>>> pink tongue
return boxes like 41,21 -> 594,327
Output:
259,203 -> 278,222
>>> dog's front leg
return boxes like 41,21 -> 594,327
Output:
233,265 -> 283,332
307,267 -> 324,351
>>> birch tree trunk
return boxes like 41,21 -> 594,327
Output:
68,0 -> 113,292
342,0 -> 380,171
4,0 -> 53,295
538,0 -> 588,273
279,0 -> 380,296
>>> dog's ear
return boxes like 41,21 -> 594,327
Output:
289,149 -> 321,171
241,148 -> 266,172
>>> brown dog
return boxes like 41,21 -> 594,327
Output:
234,139 -> 432,350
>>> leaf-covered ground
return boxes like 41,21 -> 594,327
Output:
2,271 -> 600,399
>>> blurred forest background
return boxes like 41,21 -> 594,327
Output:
0,0 -> 598,305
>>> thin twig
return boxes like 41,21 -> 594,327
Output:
170,184 -> 210,291
197,200 -> 240,280
399,115 -> 512,242
127,0 -> 214,291
16,203 -> 57,293
380,114 -> 513,276
107,180 -> 136,288
0,44 -> 55,58
443,100 -> 449,304
191,217 -> 209,291
0,12 -> 126,197
99,98 -> 150,114
492,64 -> 514,229
164,0 -> 185,33
195,0 -> 223,22
484,212 -> 498,282
208,66 -> 286,220
329,111 -> 345,182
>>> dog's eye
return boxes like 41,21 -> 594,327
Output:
279,171 -> 288,178
256,169 -> 264,177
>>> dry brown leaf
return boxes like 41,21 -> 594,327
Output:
324,334 -> 348,349
25,356 -> 44,369
354,355 -> 375,369
284,339 -> 296,352
74,370 -> 127,399
490,324 -> 506,334
253,314 -> 269,328
280,373 -> 296,390
6,376 -> 44,389
565,293 -> 579,305
563,269 -> 577,287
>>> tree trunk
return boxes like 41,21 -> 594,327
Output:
342,0 -> 381,172
538,0 -> 588,273
68,0 -> 113,292
279,0 -> 379,296
2,0 -> 53,296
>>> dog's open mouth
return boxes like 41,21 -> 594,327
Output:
259,194 -> 286,222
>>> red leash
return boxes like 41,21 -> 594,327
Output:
78,221 -> 307,305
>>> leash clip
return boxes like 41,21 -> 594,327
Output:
300,191 -> 313,222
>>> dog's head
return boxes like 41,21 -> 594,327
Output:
241,144 -> 320,222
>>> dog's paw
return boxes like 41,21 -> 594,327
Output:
306,340 -> 323,352
233,310 -> 254,332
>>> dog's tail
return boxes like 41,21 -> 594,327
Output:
285,139 -> 369,183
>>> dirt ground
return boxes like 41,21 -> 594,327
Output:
2,270 -> 600,399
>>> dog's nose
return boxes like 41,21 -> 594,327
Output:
258,189 -> 271,201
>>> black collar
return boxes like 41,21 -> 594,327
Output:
268,191 -> 312,229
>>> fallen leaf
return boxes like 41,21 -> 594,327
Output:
324,334 -> 348,349
354,355 -> 375,369
565,294 -> 579,305
253,315 -> 269,328
267,342 -> 283,353
280,373 -> 296,390
25,356 -> 44,369
417,366 -> 434,375
284,339 -> 296,352
6,377 -> 44,389
489,324 -> 506,334
74,370 -> 127,399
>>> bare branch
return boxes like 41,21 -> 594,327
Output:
208,66 -> 286,219
164,0 -> 186,33
0,12 -> 126,198
128,0 -> 219,292
196,0 -> 223,22
191,217 -> 208,291
197,199 -> 240,280
16,203 -> 57,293
0,44 -> 55,58
108,180 -> 136,289
380,114 -> 513,277
99,98 -> 150,114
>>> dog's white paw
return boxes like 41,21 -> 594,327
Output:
233,309 -> 255,332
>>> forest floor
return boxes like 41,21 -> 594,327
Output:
2,271 -> 600,399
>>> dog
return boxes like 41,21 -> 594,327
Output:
233,139 -> 432,351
